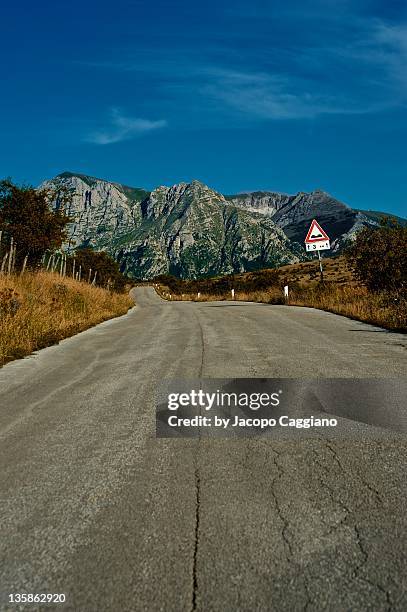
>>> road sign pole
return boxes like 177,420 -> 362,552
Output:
318,250 -> 324,282
304,219 -> 330,283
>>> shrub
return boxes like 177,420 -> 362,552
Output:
66,248 -> 129,292
345,221 -> 407,294
0,179 -> 70,267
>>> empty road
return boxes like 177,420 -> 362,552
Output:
0,287 -> 406,611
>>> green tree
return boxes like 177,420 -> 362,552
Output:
68,248 -> 128,292
345,221 -> 407,293
0,179 -> 70,267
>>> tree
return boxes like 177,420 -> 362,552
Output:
0,179 -> 70,267
67,248 -> 128,292
345,221 -> 407,293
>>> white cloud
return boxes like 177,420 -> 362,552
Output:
200,18 -> 407,121
79,16 -> 407,127
86,108 -> 167,145
320,20 -> 407,93
202,69 -> 378,120
372,22 -> 407,56
368,22 -> 407,91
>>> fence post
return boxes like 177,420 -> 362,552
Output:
7,238 -> 13,275
10,242 -> 17,274
20,255 -> 28,276
0,251 -> 9,275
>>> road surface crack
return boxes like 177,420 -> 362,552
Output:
191,380 -> 204,612
325,439 -> 383,506
192,310 -> 205,378
191,467 -> 201,612
269,447 -> 314,611
312,445 -> 392,610
353,525 -> 393,611
270,448 -> 294,557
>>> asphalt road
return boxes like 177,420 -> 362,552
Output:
0,287 -> 406,612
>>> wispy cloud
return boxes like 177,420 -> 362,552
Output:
200,69 -> 382,120
200,18 -> 407,120
78,14 -> 407,126
362,22 -> 407,92
86,108 -> 167,144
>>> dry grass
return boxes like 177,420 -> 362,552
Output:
154,255 -> 406,332
166,284 -> 406,332
277,255 -> 355,285
289,283 -> 406,332
0,271 -> 134,366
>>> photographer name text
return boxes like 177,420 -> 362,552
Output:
167,415 -> 338,429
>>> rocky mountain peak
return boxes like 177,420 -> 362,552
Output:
39,171 -> 394,279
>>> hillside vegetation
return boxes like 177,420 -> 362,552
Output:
0,179 -> 134,366
0,272 -> 133,366
155,247 -> 406,332
155,256 -> 352,297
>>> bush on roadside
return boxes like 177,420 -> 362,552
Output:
66,248 -> 129,293
0,179 -> 70,267
154,268 -> 281,296
345,221 -> 407,294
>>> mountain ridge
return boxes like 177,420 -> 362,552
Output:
41,172 -> 404,279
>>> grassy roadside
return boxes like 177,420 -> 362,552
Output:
157,282 -> 406,332
0,271 -> 134,366
287,283 -> 406,332
154,256 -> 406,333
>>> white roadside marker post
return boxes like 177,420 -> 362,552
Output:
231,288 -> 235,300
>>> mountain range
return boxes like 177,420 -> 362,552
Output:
41,172 -> 404,279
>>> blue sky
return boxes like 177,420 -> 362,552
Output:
1,0 -> 406,215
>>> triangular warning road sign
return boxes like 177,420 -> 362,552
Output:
305,219 -> 330,243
